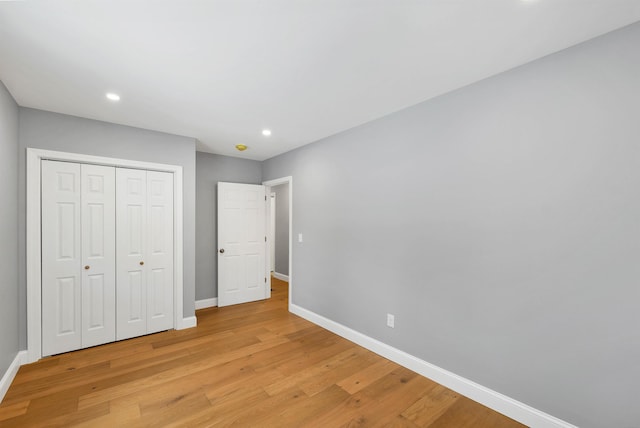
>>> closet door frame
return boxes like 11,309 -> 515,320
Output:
26,148 -> 187,363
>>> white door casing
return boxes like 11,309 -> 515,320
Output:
217,182 -> 268,307
41,161 -> 83,356
81,164 -> 116,348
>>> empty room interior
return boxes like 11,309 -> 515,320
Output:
1,1 -> 639,427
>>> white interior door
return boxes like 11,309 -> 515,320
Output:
42,160 -> 82,356
81,164 -> 116,348
116,168 -> 148,340
218,182 -> 268,307
146,171 -> 174,334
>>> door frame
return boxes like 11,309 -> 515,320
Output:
262,176 -> 293,311
26,148 -> 186,363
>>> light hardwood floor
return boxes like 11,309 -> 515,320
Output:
0,277 -> 525,427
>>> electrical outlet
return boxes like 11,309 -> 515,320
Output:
298,233 -> 303,243
387,313 -> 395,328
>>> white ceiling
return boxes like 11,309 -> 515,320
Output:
1,1 -> 639,161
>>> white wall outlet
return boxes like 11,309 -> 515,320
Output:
387,313 -> 395,328
298,233 -> 303,243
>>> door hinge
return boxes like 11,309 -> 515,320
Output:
265,195 -> 267,201
264,277 -> 267,283
265,235 -> 267,242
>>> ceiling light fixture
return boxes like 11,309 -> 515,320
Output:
262,129 -> 272,137
235,144 -> 248,151
106,92 -> 120,101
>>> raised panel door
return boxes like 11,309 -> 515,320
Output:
81,164 -> 116,348
42,160 -> 82,356
218,182 -> 267,307
116,168 -> 148,340
146,171 -> 174,334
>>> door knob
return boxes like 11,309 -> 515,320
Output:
139,261 -> 144,266
84,265 -> 90,270
219,248 -> 225,254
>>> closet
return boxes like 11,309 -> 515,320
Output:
41,160 -> 174,356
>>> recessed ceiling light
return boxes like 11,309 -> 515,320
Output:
262,129 -> 272,137
106,93 -> 120,101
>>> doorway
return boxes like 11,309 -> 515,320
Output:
270,192 -> 276,273
263,176 -> 292,310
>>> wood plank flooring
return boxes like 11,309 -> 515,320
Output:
0,277 -> 525,427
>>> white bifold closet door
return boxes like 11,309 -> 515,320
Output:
116,168 -> 174,340
42,161 -> 116,356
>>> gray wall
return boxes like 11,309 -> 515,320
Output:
262,23 -> 640,428
195,151 -> 262,300
0,82 -> 19,377
273,183 -> 289,276
18,108 -> 197,348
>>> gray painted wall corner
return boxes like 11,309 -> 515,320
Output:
0,81 -> 20,375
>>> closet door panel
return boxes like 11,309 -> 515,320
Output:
116,168 -> 148,340
42,160 -> 82,356
146,171 -> 174,334
81,164 -> 116,348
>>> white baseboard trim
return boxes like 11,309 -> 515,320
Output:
290,304 -> 576,428
0,350 -> 28,403
272,272 -> 289,282
177,316 -> 197,329
195,298 -> 218,310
